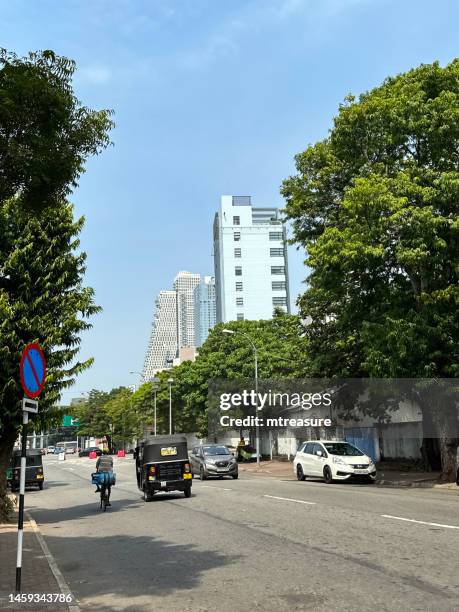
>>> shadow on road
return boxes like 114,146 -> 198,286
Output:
38,531 -> 241,610
28,498 -> 143,524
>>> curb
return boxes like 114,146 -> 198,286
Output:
375,479 -> 438,488
26,512 -> 80,612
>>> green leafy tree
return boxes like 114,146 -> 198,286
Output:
282,60 -> 459,480
75,390 -> 112,450
0,49 -> 113,211
0,49 -> 112,519
0,201 -> 101,519
153,312 -> 310,438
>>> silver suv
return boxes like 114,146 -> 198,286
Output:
190,444 -> 239,480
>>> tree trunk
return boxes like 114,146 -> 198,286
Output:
419,406 -> 441,471
0,424 -> 19,522
436,405 -> 458,483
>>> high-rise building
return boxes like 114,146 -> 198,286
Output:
194,276 -> 216,347
142,271 -> 216,380
213,195 -> 290,323
174,271 -> 201,349
142,290 -> 177,380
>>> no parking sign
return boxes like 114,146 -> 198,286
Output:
19,343 -> 46,398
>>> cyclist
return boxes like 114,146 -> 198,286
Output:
94,454 -> 114,506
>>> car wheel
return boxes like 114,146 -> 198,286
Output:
232,474 -> 238,480
184,486 -> 191,498
296,464 -> 306,481
200,467 -> 207,481
323,466 -> 333,484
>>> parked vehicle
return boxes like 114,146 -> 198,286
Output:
293,440 -> 377,484
136,434 -> 192,501
65,446 -> 76,454
46,446 -> 55,454
53,447 -> 64,454
190,444 -> 238,480
79,446 -> 103,457
11,449 -> 45,491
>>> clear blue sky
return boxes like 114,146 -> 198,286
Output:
2,0 -> 458,397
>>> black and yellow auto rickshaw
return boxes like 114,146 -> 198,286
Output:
11,449 -> 45,491
136,434 -> 192,502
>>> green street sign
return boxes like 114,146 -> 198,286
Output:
62,415 -> 79,427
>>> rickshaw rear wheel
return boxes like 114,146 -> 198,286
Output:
38,482 -> 44,490
184,486 -> 191,498
143,487 -> 154,502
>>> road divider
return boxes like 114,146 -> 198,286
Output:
381,514 -> 459,530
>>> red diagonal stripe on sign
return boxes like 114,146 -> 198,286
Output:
26,352 -> 41,388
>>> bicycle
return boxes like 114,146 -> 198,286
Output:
99,483 -> 111,511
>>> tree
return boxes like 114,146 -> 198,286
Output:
75,390 -> 112,450
0,200 -> 101,519
0,49 -> 112,519
159,312 -> 310,438
0,49 -> 113,211
282,60 -> 459,480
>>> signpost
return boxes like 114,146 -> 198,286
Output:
17,343 -> 46,592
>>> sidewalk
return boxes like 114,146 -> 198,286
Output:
0,504 -> 78,611
239,459 -> 448,488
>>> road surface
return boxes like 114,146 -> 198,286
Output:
25,455 -> 459,612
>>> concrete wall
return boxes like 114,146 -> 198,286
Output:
380,422 -> 423,460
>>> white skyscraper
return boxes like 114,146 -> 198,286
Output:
194,276 -> 216,347
143,271 -> 215,379
142,290 -> 177,380
213,195 -> 290,323
173,271 -> 201,349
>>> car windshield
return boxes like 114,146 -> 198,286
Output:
323,442 -> 364,456
203,446 -> 229,456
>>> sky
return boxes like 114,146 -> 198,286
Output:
1,0 -> 458,399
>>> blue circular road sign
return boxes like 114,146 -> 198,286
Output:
20,343 -> 47,398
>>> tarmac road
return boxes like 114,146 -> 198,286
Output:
24,455 -> 459,612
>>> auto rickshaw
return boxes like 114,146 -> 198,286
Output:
11,449 -> 45,491
136,434 -> 192,502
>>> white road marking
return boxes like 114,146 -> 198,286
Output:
381,514 -> 459,530
264,495 -> 316,505
200,485 -> 233,491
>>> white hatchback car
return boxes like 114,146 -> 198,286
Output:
293,440 -> 377,484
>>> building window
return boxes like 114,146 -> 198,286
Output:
273,297 -> 287,306
235,266 -> 242,276
271,266 -> 285,275
272,281 -> 286,291
234,232 -> 240,241
237,313 -> 244,321
234,248 -> 241,258
270,248 -> 284,257
236,297 -> 243,306
235,282 -> 243,291
269,232 -> 283,241
233,216 -> 240,225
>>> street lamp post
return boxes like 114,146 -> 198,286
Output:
151,377 -> 160,435
129,371 -> 146,442
167,378 -> 174,435
222,329 -> 260,465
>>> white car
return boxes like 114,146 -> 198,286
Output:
293,440 -> 377,484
